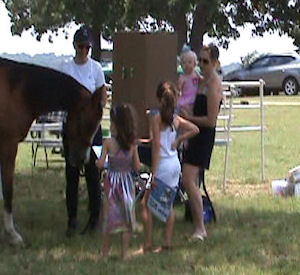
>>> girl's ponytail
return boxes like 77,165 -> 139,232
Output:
156,81 -> 178,127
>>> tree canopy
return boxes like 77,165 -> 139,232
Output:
3,0 -> 300,59
3,0 -> 127,60
126,0 -> 300,54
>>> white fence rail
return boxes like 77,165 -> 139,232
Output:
220,79 -> 265,187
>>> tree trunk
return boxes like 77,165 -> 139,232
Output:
168,3 -> 188,54
173,13 -> 188,54
190,2 -> 209,55
91,27 -> 101,61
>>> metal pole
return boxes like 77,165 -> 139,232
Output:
223,85 -> 234,190
259,79 -> 265,182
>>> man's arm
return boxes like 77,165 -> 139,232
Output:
96,85 -> 107,108
94,60 -> 107,107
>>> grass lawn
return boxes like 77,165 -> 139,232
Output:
0,95 -> 300,274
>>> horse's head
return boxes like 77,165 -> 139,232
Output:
64,88 -> 103,167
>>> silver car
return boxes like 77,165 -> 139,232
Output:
223,52 -> 300,96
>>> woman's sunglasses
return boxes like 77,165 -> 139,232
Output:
198,57 -> 210,65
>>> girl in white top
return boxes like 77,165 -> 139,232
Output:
140,81 -> 199,253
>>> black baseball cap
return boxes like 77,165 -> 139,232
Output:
73,25 -> 93,46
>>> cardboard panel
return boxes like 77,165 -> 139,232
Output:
113,32 -> 177,138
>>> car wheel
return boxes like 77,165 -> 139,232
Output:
283,77 -> 299,96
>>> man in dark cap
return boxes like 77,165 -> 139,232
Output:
61,25 -> 107,237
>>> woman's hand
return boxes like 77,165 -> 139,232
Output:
179,107 -> 190,120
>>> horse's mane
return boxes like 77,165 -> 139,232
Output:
0,57 -> 91,114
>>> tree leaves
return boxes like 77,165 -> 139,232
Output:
2,0 -> 299,58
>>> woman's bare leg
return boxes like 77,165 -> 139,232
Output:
182,163 -> 207,237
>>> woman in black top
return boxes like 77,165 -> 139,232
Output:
180,44 -> 223,240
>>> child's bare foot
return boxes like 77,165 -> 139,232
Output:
153,245 -> 172,253
132,247 -> 143,256
143,246 -> 153,254
132,246 -> 152,256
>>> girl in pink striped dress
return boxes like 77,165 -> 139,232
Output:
96,104 -> 141,259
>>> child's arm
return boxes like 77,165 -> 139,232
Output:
132,144 -> 142,172
95,139 -> 109,169
182,80 -> 222,128
194,70 -> 204,85
171,115 -> 199,150
194,69 -> 201,78
177,74 -> 185,92
150,113 -> 161,179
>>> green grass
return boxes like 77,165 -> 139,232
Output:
1,95 -> 300,274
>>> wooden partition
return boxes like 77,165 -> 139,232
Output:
112,32 -> 177,138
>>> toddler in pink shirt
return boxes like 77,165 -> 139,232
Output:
178,49 -> 203,115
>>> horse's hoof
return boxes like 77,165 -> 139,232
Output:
10,236 -> 24,246
5,230 -> 24,246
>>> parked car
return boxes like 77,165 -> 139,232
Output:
223,52 -> 300,96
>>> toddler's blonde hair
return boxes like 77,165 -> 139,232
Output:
180,50 -> 198,68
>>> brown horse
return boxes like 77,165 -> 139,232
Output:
0,57 -> 103,244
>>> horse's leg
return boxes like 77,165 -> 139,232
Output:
0,142 -> 23,244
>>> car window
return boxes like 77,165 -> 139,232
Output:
274,56 -> 295,65
251,57 -> 271,69
267,57 -> 279,67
